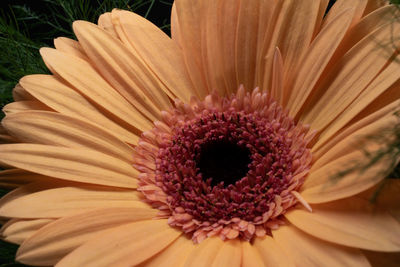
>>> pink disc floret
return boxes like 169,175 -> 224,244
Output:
133,86 -> 315,243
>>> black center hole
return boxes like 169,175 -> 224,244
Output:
196,140 -> 251,187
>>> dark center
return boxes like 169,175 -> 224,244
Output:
196,140 -> 252,187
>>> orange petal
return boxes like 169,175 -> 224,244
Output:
1,218 -> 54,244
241,241 -> 264,267
56,219 -> 181,267
183,237 -> 224,267
287,8 -> 353,116
363,0 -> 390,16
12,83 -> 34,102
20,74 -> 139,144
312,113 -> 398,170
97,12 -> 118,38
3,101 -> 51,115
54,37 -> 88,60
16,207 -> 156,266
138,235 -> 194,267
363,250 -> 400,267
285,196 -> 400,251
300,19 -> 400,131
360,179 -> 400,222
323,0 -> 367,28
0,144 -> 138,188
39,47 -> 152,133
302,147 -> 393,203
253,235 -> 294,267
3,111 -> 134,163
0,169 -> 48,189
112,9 -> 194,102
72,20 -> 172,115
273,225 -> 370,266
173,0 -> 209,98
211,239 -> 241,267
0,182 -> 147,218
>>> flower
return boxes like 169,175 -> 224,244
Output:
1,0 -> 400,266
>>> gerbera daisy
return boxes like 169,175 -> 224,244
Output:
1,0 -> 400,266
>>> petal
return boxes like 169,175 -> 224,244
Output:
312,113 -> 398,169
1,218 -> 54,244
323,0 -> 367,28
312,98 -> 400,159
16,207 -> 156,266
211,239 -> 241,267
0,169 -> 48,189
285,196 -> 400,251
56,219 -> 181,267
138,235 -> 194,267
53,37 -> 88,60
173,0 -> 209,98
241,241 -> 264,267
300,19 -> 400,131
12,83 -> 34,102
73,20 -> 172,115
253,235 -> 294,267
112,9 -> 194,102
287,8 -> 353,116
0,144 -> 138,188
302,147 -> 394,203
20,74 -> 139,144
3,101 -> 51,115
39,47 -> 152,133
183,237 -> 223,267
273,225 -> 371,267
2,111 -> 134,163
360,179 -> 400,222
363,250 -> 400,267
0,182 -> 148,218
315,52 -> 400,149
97,12 -> 118,38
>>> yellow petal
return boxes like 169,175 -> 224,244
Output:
54,37 -> 88,60
211,239 -> 241,267
253,235 -> 294,267
16,207 -> 156,266
285,196 -> 400,251
112,9 -> 194,102
0,182 -> 147,218
39,47 -> 152,133
20,74 -> 139,144
139,236 -> 194,267
0,144 -> 138,188
3,111 -> 134,163
273,225 -> 370,266
183,237 -> 223,267
241,241 -> 264,267
1,218 -> 54,244
56,219 -> 181,267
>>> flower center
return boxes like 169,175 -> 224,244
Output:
134,87 -> 315,243
197,140 -> 251,187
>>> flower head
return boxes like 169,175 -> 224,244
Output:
1,0 -> 400,266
